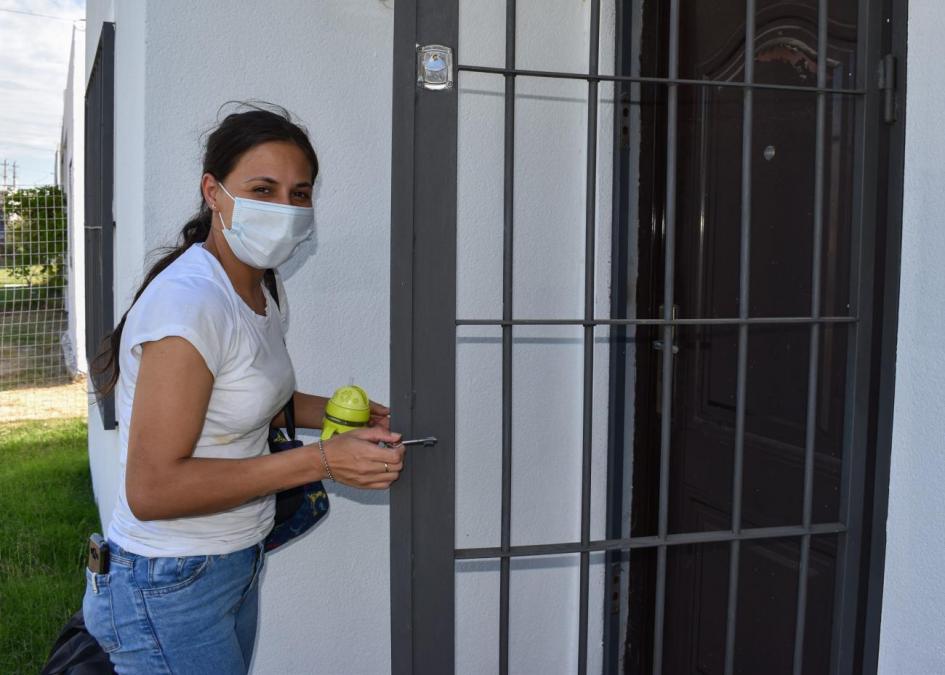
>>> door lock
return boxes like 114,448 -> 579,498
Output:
653,304 -> 680,354
417,44 -> 454,91
654,304 -> 680,416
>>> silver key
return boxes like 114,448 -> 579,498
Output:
397,437 -> 438,447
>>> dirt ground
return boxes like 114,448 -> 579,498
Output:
0,380 -> 89,423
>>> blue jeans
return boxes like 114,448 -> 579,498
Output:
83,541 -> 265,674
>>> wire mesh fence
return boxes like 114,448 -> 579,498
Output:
0,184 -> 88,422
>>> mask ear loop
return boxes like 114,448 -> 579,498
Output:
217,181 -> 236,202
214,181 -> 235,231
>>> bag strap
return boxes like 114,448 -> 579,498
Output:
283,396 -> 297,440
263,270 -> 296,440
263,269 -> 280,309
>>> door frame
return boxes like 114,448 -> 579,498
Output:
389,2 -> 458,674
856,0 -> 908,671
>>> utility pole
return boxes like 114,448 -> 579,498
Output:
11,161 -> 17,189
1,159 -> 7,190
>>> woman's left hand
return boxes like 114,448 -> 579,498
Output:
369,400 -> 391,430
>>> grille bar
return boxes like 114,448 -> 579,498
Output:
457,64 -> 866,96
724,3 -> 755,673
793,2 -> 830,672
456,316 -> 857,327
455,523 -> 848,560
652,2 -> 681,671
498,2 -> 516,673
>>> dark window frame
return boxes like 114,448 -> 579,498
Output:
85,22 -> 116,430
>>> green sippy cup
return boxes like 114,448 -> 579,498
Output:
321,385 -> 371,440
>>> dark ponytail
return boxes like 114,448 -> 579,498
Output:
92,103 -> 318,397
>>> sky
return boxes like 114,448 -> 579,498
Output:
0,0 -> 85,187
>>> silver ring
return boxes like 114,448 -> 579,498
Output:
385,462 -> 390,473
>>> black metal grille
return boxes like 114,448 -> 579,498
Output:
389,0 -> 904,672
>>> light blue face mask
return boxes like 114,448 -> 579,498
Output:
217,182 -> 314,269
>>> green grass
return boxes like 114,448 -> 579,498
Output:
0,418 -> 99,674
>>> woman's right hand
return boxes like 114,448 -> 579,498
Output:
320,426 -> 405,489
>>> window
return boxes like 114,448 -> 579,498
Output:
85,22 -> 116,430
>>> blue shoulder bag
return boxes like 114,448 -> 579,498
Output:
263,270 -> 330,552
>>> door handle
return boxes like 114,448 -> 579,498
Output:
654,305 -> 680,416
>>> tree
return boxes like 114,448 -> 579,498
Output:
2,186 -> 67,288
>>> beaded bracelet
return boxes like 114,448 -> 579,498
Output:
318,439 -> 335,481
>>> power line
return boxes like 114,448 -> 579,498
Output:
0,7 -> 84,22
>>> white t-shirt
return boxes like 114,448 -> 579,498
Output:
107,243 -> 296,557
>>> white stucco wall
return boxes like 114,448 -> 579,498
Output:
877,3 -> 945,673
61,26 -> 86,377
84,0 -> 115,83
144,3 -> 396,673
85,1 -> 397,673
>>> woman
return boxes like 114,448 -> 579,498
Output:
83,105 -> 404,673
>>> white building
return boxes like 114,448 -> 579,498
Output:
78,1 -> 942,673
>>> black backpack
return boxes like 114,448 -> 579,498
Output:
40,610 -> 115,675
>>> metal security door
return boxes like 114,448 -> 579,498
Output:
390,1 -> 905,673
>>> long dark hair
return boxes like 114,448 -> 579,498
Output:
92,103 -> 319,396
